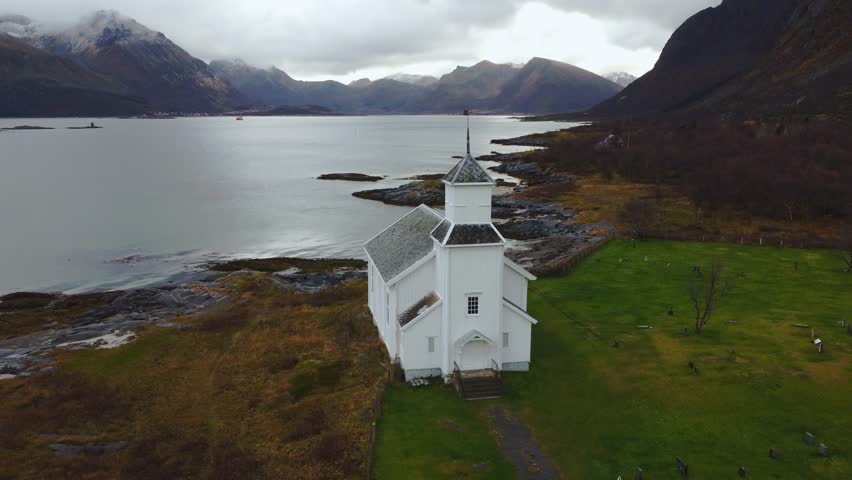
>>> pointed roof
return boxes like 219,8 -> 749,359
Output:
364,205 -> 443,282
442,154 -> 495,185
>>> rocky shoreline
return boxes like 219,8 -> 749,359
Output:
0,258 -> 366,380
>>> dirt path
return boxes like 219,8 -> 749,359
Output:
490,406 -> 560,480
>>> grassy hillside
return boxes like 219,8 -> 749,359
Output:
0,274 -> 387,479
375,240 -> 852,479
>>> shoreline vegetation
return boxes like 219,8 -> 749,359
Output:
0,256 -> 384,479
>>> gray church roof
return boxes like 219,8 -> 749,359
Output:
430,219 -> 452,243
442,154 -> 495,185
398,291 -> 440,327
364,205 -> 443,282
445,224 -> 504,245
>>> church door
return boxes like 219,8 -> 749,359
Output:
461,340 -> 491,371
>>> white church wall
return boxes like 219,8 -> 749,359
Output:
502,264 -> 528,310
394,257 -> 436,316
501,304 -> 532,369
446,245 -> 504,352
368,262 -> 396,360
388,287 -> 399,360
444,185 -> 493,224
400,305 -> 443,378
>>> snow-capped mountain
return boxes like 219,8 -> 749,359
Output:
383,73 -> 438,87
6,10 -> 241,113
604,72 -> 637,88
33,11 -> 170,54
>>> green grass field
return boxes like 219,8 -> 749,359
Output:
372,383 -> 514,480
374,240 -> 852,479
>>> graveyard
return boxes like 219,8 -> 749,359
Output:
374,240 -> 852,479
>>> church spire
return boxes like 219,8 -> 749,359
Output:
465,109 -> 470,155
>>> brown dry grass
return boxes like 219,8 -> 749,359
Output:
0,275 -> 387,480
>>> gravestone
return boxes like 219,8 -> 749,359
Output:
693,367 -> 699,375
683,326 -> 689,336
676,457 -> 688,476
818,343 -> 824,354
738,466 -> 747,477
634,467 -> 642,480
818,444 -> 829,457
804,432 -> 815,445
688,361 -> 695,370
769,447 -> 778,459
668,306 -> 674,316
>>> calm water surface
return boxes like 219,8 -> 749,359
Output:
0,116 -> 568,293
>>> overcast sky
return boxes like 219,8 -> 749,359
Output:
4,0 -> 720,82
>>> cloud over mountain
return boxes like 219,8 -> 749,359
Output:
1,0 -> 719,80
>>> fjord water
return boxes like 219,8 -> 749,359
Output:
0,115 -> 565,294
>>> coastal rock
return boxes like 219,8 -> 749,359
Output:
491,134 -> 551,147
353,181 -> 444,207
0,125 -> 54,131
594,134 -> 624,151
476,152 -> 519,162
0,276 -> 225,376
491,196 -> 571,219
273,270 -> 367,292
318,173 -> 383,182
506,222 -> 612,276
489,161 -> 557,184
497,217 -> 576,240
495,178 -> 517,187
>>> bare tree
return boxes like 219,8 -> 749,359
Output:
618,199 -> 657,239
689,259 -> 726,333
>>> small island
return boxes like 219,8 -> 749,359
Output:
318,173 -> 384,182
1,125 -> 54,131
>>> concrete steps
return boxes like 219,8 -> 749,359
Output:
457,374 -> 503,400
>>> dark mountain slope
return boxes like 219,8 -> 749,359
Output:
209,59 -> 301,107
0,33 -> 146,117
419,60 -> 519,112
718,0 -> 852,116
593,0 -> 803,115
592,0 -> 852,118
496,57 -> 621,113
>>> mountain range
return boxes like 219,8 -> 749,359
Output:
592,0 -> 852,117
0,11 -> 621,117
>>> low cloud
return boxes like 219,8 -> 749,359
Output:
2,0 -> 721,79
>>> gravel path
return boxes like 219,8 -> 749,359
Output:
490,406 -> 560,480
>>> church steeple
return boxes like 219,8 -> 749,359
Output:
441,116 -> 496,224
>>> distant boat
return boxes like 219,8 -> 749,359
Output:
236,116 -> 244,121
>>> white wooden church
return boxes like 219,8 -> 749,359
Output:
364,128 -> 538,384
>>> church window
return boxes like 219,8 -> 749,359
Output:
428,336 -> 436,353
503,332 -> 510,348
467,295 -> 479,316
